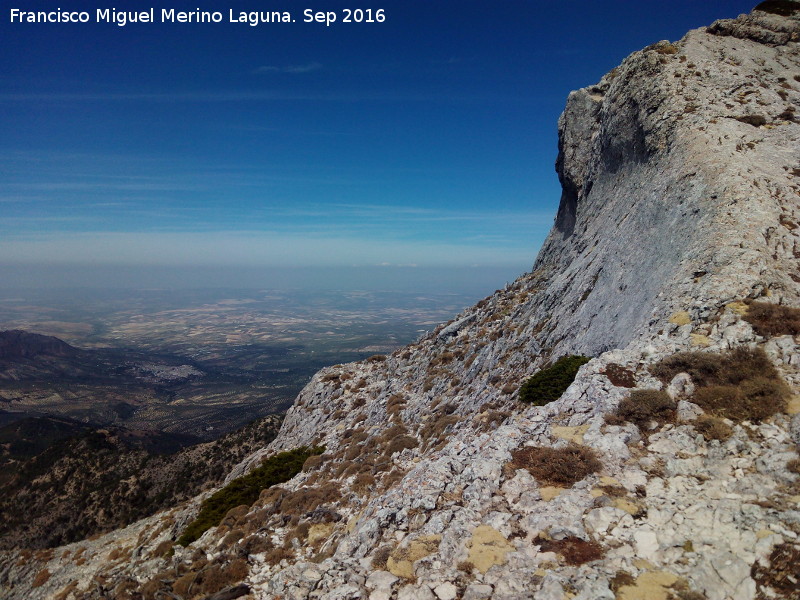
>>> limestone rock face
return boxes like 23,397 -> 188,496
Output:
2,4 -> 799,600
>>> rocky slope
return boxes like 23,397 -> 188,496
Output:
0,414 -> 282,551
2,3 -> 799,600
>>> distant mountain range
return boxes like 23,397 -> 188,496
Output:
0,330 -> 78,360
0,328 -> 285,439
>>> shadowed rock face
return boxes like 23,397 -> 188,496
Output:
0,330 -> 79,360
2,5 -> 799,600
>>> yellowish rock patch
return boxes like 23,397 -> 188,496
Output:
613,498 -> 641,515
539,486 -> 565,501
726,301 -> 749,316
617,571 -> 679,600
551,424 -> 589,444
307,523 -> 334,545
387,535 -> 441,579
668,311 -> 691,326
466,525 -> 515,574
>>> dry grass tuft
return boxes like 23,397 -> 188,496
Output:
693,415 -> 733,441
751,543 -> 800,600
607,389 -> 676,428
31,569 -> 51,588
693,377 -> 788,422
536,536 -> 605,565
743,301 -> 800,337
371,545 -> 393,570
510,443 -> 602,486
602,363 -> 637,388
652,347 -> 789,423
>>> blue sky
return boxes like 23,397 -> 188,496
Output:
0,0 -> 755,285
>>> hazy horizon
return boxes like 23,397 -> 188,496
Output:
1,1 -> 755,293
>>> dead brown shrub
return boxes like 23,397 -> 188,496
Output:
743,301 -> 800,337
787,457 -> 800,475
694,415 -> 733,441
652,347 -> 788,422
278,484 -> 341,516
383,435 -> 418,457
510,443 -> 602,486
31,569 -> 51,588
751,543 -> 800,600
694,378 -> 788,422
371,544 -> 393,570
608,389 -> 676,428
536,536 -> 605,565
603,363 -> 637,388
351,472 -> 376,494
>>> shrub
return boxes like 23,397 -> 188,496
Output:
383,435 -> 418,457
518,355 -> 591,405
786,458 -> 800,475
31,569 -> 51,588
652,347 -> 774,387
751,543 -> 800,600
655,43 -> 679,55
693,378 -> 788,422
602,363 -> 637,388
694,416 -> 733,441
177,446 -> 323,546
743,301 -> 800,337
653,347 -> 788,423
609,390 -> 676,428
510,443 -> 601,486
535,536 -> 605,565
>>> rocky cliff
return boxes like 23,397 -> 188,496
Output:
2,3 -> 799,600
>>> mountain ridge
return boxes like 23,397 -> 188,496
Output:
1,4 -> 799,599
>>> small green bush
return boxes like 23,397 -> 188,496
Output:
177,446 -> 323,546
518,355 -> 591,405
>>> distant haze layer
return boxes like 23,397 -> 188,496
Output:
0,264 -> 527,297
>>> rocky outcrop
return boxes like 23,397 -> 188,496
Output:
2,4 -> 799,600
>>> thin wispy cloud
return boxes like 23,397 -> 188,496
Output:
0,230 -> 531,268
252,62 -> 323,74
